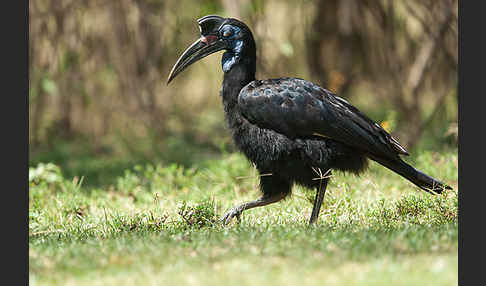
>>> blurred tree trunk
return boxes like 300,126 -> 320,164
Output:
107,0 -> 168,155
378,0 -> 456,149
222,0 -> 250,19
109,2 -> 164,122
305,0 -> 364,95
53,1 -> 72,138
305,0 -> 337,88
402,7 -> 455,148
31,79 -> 46,149
30,1 -> 40,148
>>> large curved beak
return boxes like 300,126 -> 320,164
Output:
167,36 -> 226,84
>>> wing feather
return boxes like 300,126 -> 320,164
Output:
238,78 -> 408,159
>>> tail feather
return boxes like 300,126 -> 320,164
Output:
368,154 -> 452,194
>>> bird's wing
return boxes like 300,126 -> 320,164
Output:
238,78 -> 408,159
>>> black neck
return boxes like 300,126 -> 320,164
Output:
219,32 -> 257,149
221,38 -> 256,109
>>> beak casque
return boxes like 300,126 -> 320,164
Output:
167,15 -> 227,84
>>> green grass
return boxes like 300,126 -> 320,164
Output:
29,149 -> 458,286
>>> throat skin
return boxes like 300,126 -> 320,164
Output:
221,38 -> 244,72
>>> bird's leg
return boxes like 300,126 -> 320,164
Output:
309,175 -> 330,226
221,192 -> 287,226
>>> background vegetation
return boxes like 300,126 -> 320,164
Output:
29,0 -> 458,285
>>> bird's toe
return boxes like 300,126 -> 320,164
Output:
221,206 -> 243,226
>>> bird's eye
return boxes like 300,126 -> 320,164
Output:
223,30 -> 233,37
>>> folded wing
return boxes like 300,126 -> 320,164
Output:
238,78 -> 408,161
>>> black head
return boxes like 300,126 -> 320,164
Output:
167,15 -> 255,84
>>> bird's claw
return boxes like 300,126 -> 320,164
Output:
221,206 -> 243,226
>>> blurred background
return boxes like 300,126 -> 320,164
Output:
29,0 -> 458,187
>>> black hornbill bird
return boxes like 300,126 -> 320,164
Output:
167,15 -> 452,226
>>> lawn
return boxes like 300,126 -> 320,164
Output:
29,149 -> 458,285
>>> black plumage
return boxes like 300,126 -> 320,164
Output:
167,15 -> 452,225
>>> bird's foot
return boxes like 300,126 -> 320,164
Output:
221,206 -> 244,226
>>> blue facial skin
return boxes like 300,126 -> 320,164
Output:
220,25 -> 243,73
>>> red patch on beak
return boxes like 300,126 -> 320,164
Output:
201,35 -> 218,45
